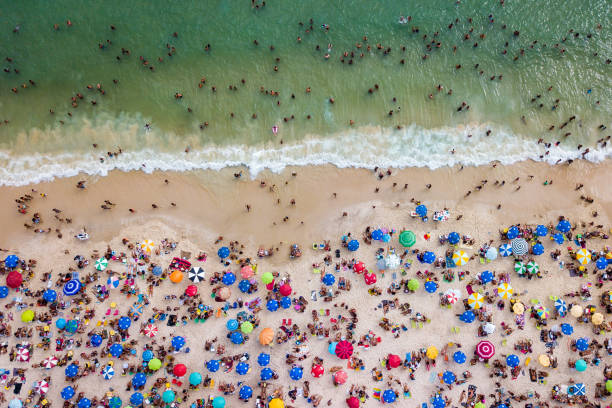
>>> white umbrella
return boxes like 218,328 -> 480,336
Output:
35,380 -> 49,395
102,365 -> 114,379
485,247 -> 498,260
482,322 -> 496,334
385,254 -> 401,269
95,257 -> 108,271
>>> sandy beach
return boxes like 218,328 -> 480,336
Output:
0,161 -> 611,408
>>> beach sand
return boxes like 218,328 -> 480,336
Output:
0,160 -> 611,407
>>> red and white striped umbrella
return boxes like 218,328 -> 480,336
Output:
475,340 -> 495,360
16,348 -> 30,362
35,380 -> 49,394
143,324 -> 158,338
43,356 -> 58,369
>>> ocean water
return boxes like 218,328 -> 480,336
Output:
0,0 -> 610,185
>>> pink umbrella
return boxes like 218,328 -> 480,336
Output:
143,324 -> 158,338
333,370 -> 348,385
16,348 -> 29,362
240,266 -> 253,279
35,380 -> 49,394
43,356 -> 58,369
476,340 -> 495,360
335,340 -> 354,359
311,364 -> 324,378
364,272 -> 377,285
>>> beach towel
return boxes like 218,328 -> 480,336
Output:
372,388 -> 381,400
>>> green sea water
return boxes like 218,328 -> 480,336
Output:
0,0 -> 610,184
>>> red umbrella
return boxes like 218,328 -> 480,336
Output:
311,364 -> 324,378
333,370 -> 348,385
335,340 -> 353,359
279,283 -> 292,297
173,363 -> 187,377
265,281 -> 275,291
363,272 -> 376,285
387,354 -> 401,369
353,261 -> 365,274
346,396 -> 360,408
476,340 -> 495,360
6,271 -> 23,288
185,285 -> 198,297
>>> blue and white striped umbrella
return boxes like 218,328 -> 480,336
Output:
499,244 -> 512,257
511,239 -> 528,256
554,298 -> 567,316
63,279 -> 82,296
102,365 -> 114,379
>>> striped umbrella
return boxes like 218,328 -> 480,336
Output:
17,348 -> 29,361
554,298 -> 567,316
102,365 -> 114,379
511,238 -> 528,256
526,261 -> 539,274
452,250 -> 469,266
576,248 -> 591,265
467,293 -> 484,309
63,279 -> 82,296
143,324 -> 158,338
43,356 -> 58,369
514,261 -> 526,275
535,305 -> 550,319
475,340 -> 495,359
499,244 -> 512,257
188,267 -> 205,283
95,257 -> 108,271
497,283 -> 513,299
140,240 -> 155,253
445,289 -> 460,304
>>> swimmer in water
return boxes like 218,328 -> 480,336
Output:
144,123 -> 151,132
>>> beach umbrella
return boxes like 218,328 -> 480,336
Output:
476,340 -> 495,359
442,371 -> 456,384
238,279 -> 251,293
532,243 -> 544,255
280,296 -> 292,309
143,324 -> 158,338
109,343 -> 123,357
162,390 -> 175,403
385,254 -> 401,269
377,258 -> 388,271
239,385 -> 253,400
266,298 -> 279,312
226,319 -> 239,331
9,400 -> 23,408
289,366 -> 303,380
606,379 -> 612,393
407,279 -> 419,291
353,261 -> 366,273
259,327 -> 274,345
422,251 -> 436,264
279,283 -> 292,296
480,270 -> 494,284
130,393 -> 144,406
497,283 -> 513,299
570,304 -> 583,318
535,304 -> 550,319
77,399 -> 91,408
222,272 -> 236,285
499,244 -> 512,257
346,396 -> 360,408
95,257 -> 108,271
132,373 -> 146,388
240,321 -> 253,334
426,346 -> 438,359
21,310 -> 34,323
335,340 -> 353,359
4,255 -> 19,268
514,261 -> 526,275
460,310 -> 475,323
0,286 -> 8,298
322,273 -> 335,286
142,350 -> 153,361
432,395 -> 446,408
63,279 -> 82,296
416,204 -> 427,217
561,323 -> 573,335
445,289 -> 460,304
43,356 -> 58,369
16,348 -> 29,361
572,383 -> 586,396
387,354 -> 402,369
467,293 -> 484,309
236,362 -> 249,375
311,364 -> 324,378
140,239 -> 155,252
592,312 -> 604,325
347,239 -> 359,251
556,219 -> 571,233
91,334 -> 102,346
448,232 -> 460,245
399,230 -> 416,247
485,247 -> 498,260
43,289 -> 57,302
269,399 -> 284,408
151,265 -> 162,276
35,380 -> 49,394
334,369 -> 348,384
575,338 -> 589,351
169,270 -> 183,283
453,351 -> 466,364
240,265 -> 253,279
511,238 -> 528,256
6,271 -> 23,288
507,226 -> 519,239
260,367 -> 274,380
148,358 -> 161,371
526,261 -> 539,274
102,365 -> 114,379
56,318 -> 67,330
382,390 -> 396,403
554,298 -> 567,316
172,363 -> 187,377
364,272 -> 377,285
576,248 -> 591,265
66,319 -> 79,333
118,316 -> 131,330
183,284 -> 197,297
424,280 -> 438,293
506,354 -> 520,367
188,267 -> 205,283
383,233 -> 391,243
172,336 -> 185,350
261,272 -> 274,284
575,359 -> 587,372
371,229 -> 383,240
535,225 -> 548,237
257,352 -> 270,366
206,359 -> 220,372
230,331 -> 244,344
217,246 -> 230,259
552,233 -> 564,244
596,257 -> 608,270
212,396 -> 226,408
65,364 -> 79,378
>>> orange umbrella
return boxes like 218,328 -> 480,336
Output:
169,270 -> 183,283
259,328 -> 274,345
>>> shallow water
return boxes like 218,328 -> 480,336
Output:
0,0 -> 610,185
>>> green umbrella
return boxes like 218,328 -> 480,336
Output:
407,279 -> 419,291
240,321 -> 253,334
606,379 -> 612,392
526,261 -> 539,274
95,257 -> 108,271
148,358 -> 161,371
399,231 -> 416,248
514,261 -> 526,275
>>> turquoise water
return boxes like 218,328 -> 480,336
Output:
0,0 -> 610,184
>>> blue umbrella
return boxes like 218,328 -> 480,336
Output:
507,226 -> 519,240
371,229 -> 383,240
142,350 -> 153,361
499,244 -> 512,257
257,353 -> 270,366
453,351 -> 466,364
4,255 -> 19,268
432,395 -> 446,408
532,243 -> 544,255
0,286 -> 8,298
347,239 -> 359,252
172,336 -> 185,350
575,338 -> 589,351
424,281 -> 438,293
63,279 -> 82,296
561,323 -> 573,335
239,385 -> 253,400
280,296 -> 292,309
422,251 -> 436,264
43,289 -> 57,302
554,298 -> 567,316
535,225 -> 548,237
109,396 -> 122,408
238,279 -> 251,293
596,257 -> 608,270
289,366 -> 303,380
572,383 -> 586,396
266,299 -> 279,312
506,354 -> 520,367
91,334 -> 102,347
236,362 -> 249,375
132,373 -> 147,388
77,398 -> 91,408
552,233 -> 564,244
152,266 -> 162,276
207,359 -> 220,372
460,310 -> 475,323
61,386 -> 75,400
442,371 -> 456,384
382,233 -> 391,243
230,331 -> 244,345
66,320 -> 79,333
260,367 -> 274,381
415,204 -> 427,217
217,247 -> 230,259
382,389 -> 396,403
118,317 -> 131,330
109,343 -> 123,357
480,270 -> 493,284
556,219 -> 571,233
130,392 -> 144,406
56,318 -> 66,330
322,273 -> 335,286
226,319 -> 239,331
448,232 -> 460,245
65,364 -> 78,378
222,272 -> 236,285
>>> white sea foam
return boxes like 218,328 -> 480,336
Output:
0,123 -> 610,186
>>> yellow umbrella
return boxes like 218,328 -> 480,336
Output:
452,250 -> 469,266
512,302 -> 525,315
467,292 -> 484,309
538,354 -> 550,367
591,312 -> 604,325
426,345 -> 438,359
269,398 -> 284,408
141,239 -> 155,252
576,248 -> 591,265
497,283 -> 513,299
570,305 -> 583,318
